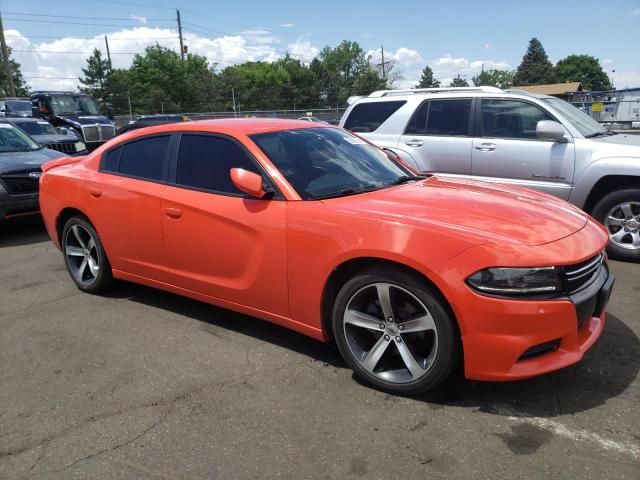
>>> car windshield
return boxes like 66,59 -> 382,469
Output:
48,95 -> 99,115
0,123 -> 41,152
543,98 -> 608,137
6,100 -> 32,114
14,120 -> 58,136
251,127 -> 413,200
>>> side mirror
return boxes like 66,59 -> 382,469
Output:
107,106 -> 115,120
230,168 -> 269,199
536,120 -> 568,142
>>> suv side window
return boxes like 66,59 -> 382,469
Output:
481,99 -> 555,140
175,134 -> 260,196
405,99 -> 471,136
117,135 -> 170,181
344,101 -> 406,133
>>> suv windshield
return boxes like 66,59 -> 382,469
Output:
0,123 -> 41,152
48,95 -> 99,115
251,128 -> 414,200
543,98 -> 608,137
13,120 -> 58,136
5,100 -> 32,115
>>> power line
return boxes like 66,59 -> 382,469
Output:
4,17 -> 173,28
1,12 -> 172,21
13,49 -> 142,54
5,33 -> 178,40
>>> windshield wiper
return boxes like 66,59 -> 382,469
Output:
585,131 -> 613,138
315,185 -> 379,200
386,174 -> 428,186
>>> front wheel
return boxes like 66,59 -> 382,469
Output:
332,268 -> 459,395
592,189 -> 640,263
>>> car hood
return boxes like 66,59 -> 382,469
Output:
587,133 -> 640,158
321,176 -> 588,246
0,148 -> 66,174
55,114 -> 113,128
31,134 -> 79,144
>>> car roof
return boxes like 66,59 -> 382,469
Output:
139,118 -> 333,135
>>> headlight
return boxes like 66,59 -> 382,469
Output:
75,141 -> 86,152
467,267 -> 561,298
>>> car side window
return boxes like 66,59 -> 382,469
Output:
343,101 -> 406,133
116,135 -> 170,181
176,134 -> 260,195
481,100 -> 555,140
102,146 -> 121,172
405,99 -> 471,136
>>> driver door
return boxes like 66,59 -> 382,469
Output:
161,133 -> 289,317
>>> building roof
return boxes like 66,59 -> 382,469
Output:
513,82 -> 583,95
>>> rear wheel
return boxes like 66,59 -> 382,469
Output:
592,189 -> 640,262
332,267 -> 459,395
62,216 -> 113,293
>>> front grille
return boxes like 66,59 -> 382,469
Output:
563,251 -> 606,294
45,142 -> 77,154
100,125 -> 115,140
0,170 -> 41,195
82,125 -> 100,142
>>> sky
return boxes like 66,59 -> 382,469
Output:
3,0 -> 640,95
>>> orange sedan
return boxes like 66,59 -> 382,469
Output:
39,119 -> 614,394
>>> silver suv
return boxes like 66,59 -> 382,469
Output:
340,87 -> 640,262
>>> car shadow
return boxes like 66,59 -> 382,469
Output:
0,215 -> 50,247
108,282 -> 639,417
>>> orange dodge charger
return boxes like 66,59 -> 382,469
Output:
39,119 -> 614,394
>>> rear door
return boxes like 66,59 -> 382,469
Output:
471,98 -> 575,199
397,98 -> 473,174
161,133 -> 289,317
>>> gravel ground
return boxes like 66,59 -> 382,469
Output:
1,216 -> 639,479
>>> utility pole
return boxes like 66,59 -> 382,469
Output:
104,35 -> 112,71
176,9 -> 185,61
378,45 -> 390,80
231,88 -> 236,117
0,10 -> 16,97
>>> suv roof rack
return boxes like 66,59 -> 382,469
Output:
368,86 -> 503,97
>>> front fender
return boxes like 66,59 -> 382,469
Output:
570,156 -> 640,209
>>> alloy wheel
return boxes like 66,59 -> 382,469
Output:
343,282 -> 439,384
604,201 -> 640,250
64,224 -> 100,286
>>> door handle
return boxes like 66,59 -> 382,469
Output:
89,188 -> 102,198
405,139 -> 423,147
475,143 -> 496,152
165,208 -> 182,219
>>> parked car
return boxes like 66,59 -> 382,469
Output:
116,114 -> 190,135
8,117 -> 88,156
0,120 -> 65,220
340,87 -> 640,262
39,119 -> 613,395
30,91 -> 115,149
0,98 -> 32,117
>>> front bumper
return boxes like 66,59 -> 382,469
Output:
0,191 -> 40,219
432,220 -> 612,381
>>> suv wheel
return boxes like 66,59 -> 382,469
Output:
592,189 -> 640,262
332,267 -> 459,395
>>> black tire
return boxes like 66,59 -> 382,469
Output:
61,216 -> 114,293
332,267 -> 459,395
591,189 -> 640,263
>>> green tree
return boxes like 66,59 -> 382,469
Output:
0,46 -> 29,97
416,65 -> 440,88
449,75 -> 469,87
79,48 -> 110,102
554,55 -> 612,90
514,38 -> 555,86
472,69 -> 515,89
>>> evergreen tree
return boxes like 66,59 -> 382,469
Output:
449,75 -> 469,87
514,38 -> 555,86
416,65 -> 440,88
79,49 -> 110,102
472,69 -> 515,89
555,55 -> 612,90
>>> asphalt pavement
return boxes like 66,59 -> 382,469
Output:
1,216 -> 638,479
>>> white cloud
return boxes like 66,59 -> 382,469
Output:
629,8 -> 640,16
484,43 -> 490,50
602,58 -> 612,65
130,15 -> 147,24
279,23 -> 295,28
287,39 -> 319,64
611,70 -> 640,89
429,54 -> 512,86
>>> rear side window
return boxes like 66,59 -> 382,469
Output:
117,135 -> 170,181
344,101 -> 406,133
176,134 -> 259,195
481,99 -> 555,139
102,146 -> 121,172
405,99 -> 472,136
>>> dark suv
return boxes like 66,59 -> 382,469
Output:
30,91 -> 115,149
